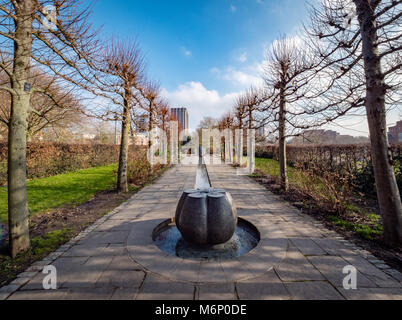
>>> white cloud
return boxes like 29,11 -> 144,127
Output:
161,82 -> 240,129
230,5 -> 237,12
210,67 -> 221,74
265,35 -> 305,56
181,47 -> 192,57
237,52 -> 248,63
210,60 -> 264,89
223,67 -> 263,87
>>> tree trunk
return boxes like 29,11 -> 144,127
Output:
278,87 -> 288,191
148,102 -> 154,157
8,93 -> 31,258
8,0 -> 34,257
117,94 -> 131,193
354,0 -> 402,246
148,101 -> 154,132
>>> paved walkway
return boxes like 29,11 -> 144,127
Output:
1,164 -> 401,300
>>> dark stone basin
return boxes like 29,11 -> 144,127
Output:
153,218 -> 260,260
175,188 -> 238,245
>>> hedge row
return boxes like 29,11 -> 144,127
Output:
0,142 -> 144,185
256,143 -> 402,169
255,143 -> 402,196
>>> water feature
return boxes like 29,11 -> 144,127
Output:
153,218 -> 259,260
195,164 -> 211,189
152,154 -> 260,260
175,187 -> 238,245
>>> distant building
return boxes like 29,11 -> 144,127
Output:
335,135 -> 369,145
304,129 -> 338,144
257,125 -> 265,137
290,129 -> 369,145
115,133 -> 148,146
136,115 -> 148,133
291,129 -> 339,144
133,133 -> 149,146
389,121 -> 402,142
170,107 -> 189,131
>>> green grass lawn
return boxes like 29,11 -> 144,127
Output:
255,158 -> 296,181
255,157 -> 325,187
0,164 -> 117,223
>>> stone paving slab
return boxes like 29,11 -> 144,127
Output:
337,287 -> 402,300
64,287 -> 116,300
110,287 -> 139,300
275,246 -> 325,282
290,238 -> 327,256
236,270 -> 290,300
95,269 -> 144,289
307,255 -> 376,288
8,289 -> 69,300
2,163 -> 401,300
136,274 -> 195,300
196,283 -> 236,300
284,281 -> 345,300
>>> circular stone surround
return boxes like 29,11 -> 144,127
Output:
154,218 -> 259,260
126,214 -> 289,284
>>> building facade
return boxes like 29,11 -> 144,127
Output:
170,107 -> 189,131
290,129 -> 339,144
389,121 -> 402,142
133,133 -> 149,146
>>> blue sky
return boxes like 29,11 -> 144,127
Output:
87,0 -> 399,135
87,0 -> 312,129
90,0 -> 307,90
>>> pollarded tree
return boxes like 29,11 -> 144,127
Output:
234,87 -> 266,133
140,80 -> 161,132
234,94 -> 247,130
261,36 -> 317,191
217,111 -> 235,131
0,68 -> 82,139
307,0 -> 402,246
196,116 -> 218,145
0,0 -> 100,257
93,39 -> 145,193
260,35 -> 355,190
156,100 -> 171,133
243,86 -> 263,130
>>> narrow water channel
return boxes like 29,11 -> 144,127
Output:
195,161 -> 211,190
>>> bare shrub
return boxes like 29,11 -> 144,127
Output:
292,167 -> 354,215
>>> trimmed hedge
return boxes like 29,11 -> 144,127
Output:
0,142 -> 145,185
256,143 -> 402,197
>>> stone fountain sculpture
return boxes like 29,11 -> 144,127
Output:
175,188 -> 238,245
175,153 -> 238,245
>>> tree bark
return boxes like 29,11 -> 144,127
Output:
148,101 -> 154,132
354,0 -> 402,246
117,92 -> 131,193
248,108 -> 253,130
278,86 -> 288,191
8,0 -> 34,257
